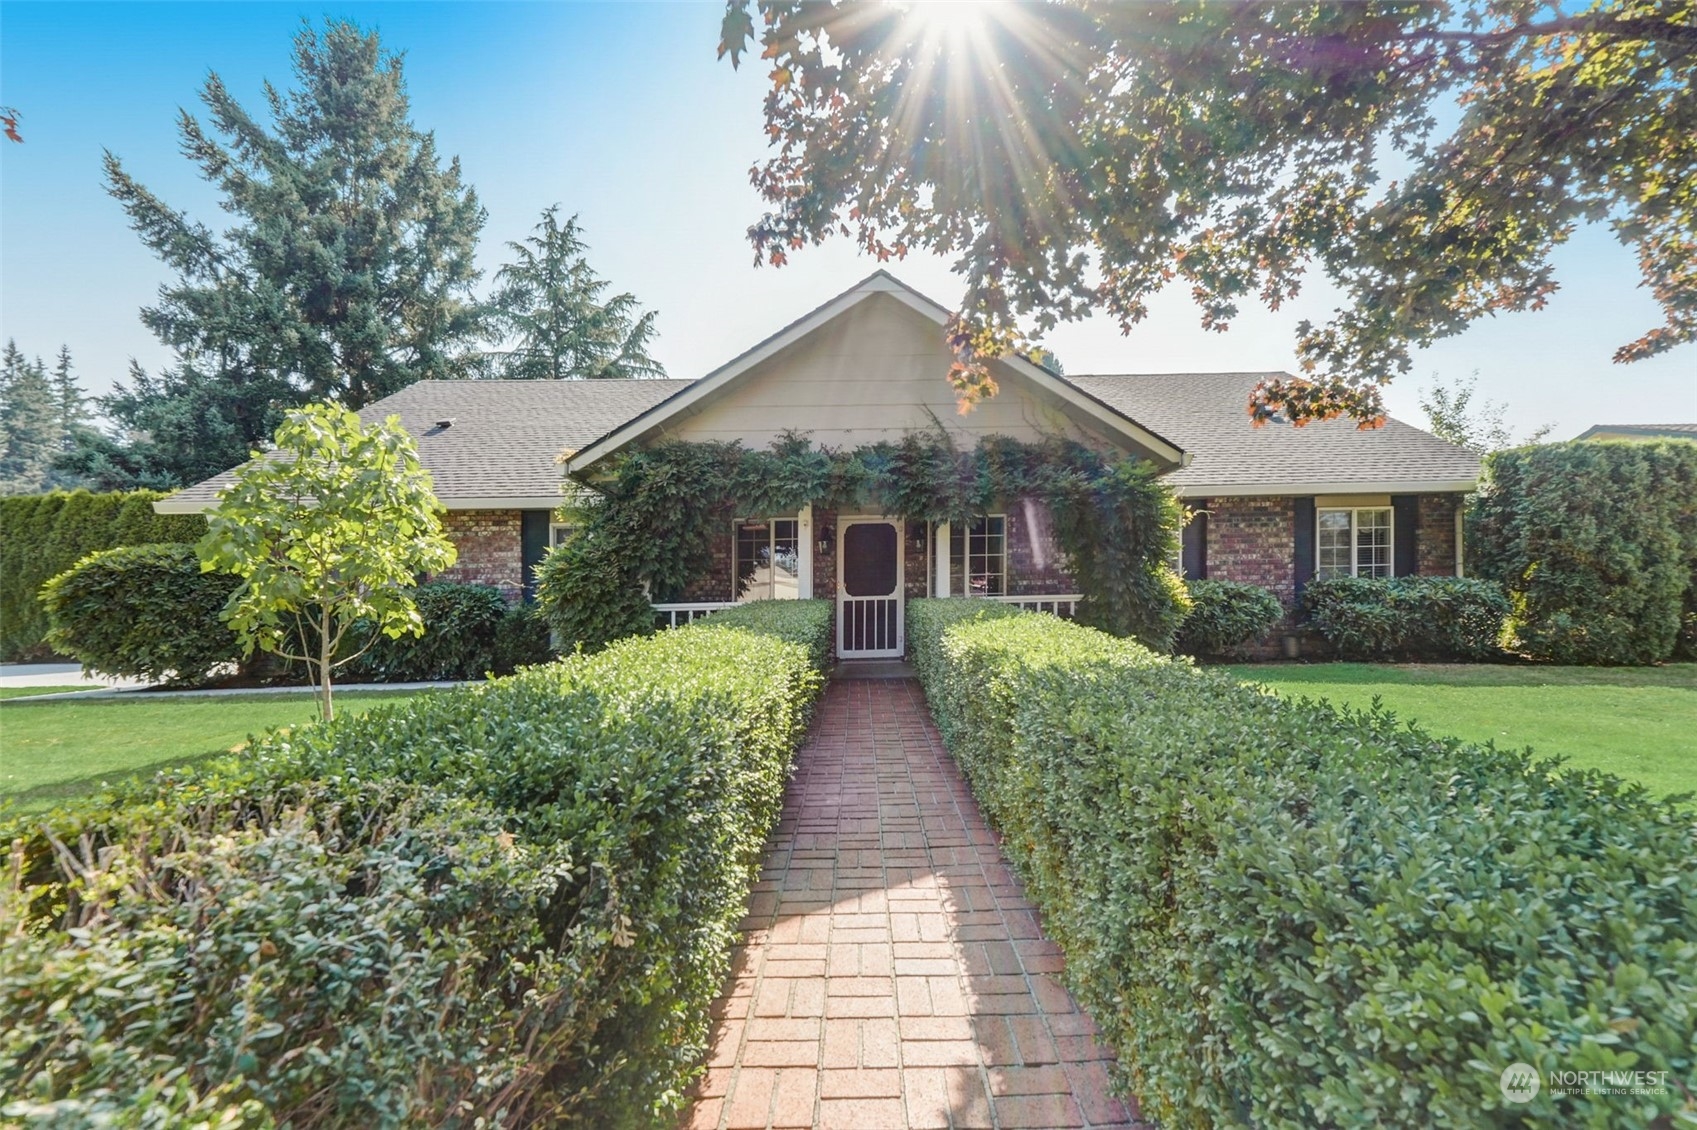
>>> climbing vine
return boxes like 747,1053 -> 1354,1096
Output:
536,431 -> 1189,652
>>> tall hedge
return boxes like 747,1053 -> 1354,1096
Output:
0,490 -> 205,660
1,600 -> 834,1127
1469,440 -> 1697,665
907,599 -> 1697,1129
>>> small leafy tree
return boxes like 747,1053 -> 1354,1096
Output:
1419,372 -> 1553,452
199,401 -> 455,719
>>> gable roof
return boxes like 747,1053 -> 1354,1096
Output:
1068,372 -> 1481,497
562,271 -> 1187,475
1574,423 -> 1697,441
154,378 -> 692,513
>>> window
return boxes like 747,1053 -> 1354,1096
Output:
735,518 -> 801,601
550,522 -> 576,549
949,515 -> 1006,596
1317,507 -> 1393,579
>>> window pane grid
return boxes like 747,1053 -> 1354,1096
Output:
735,517 -> 800,601
950,515 -> 1006,596
1316,507 -> 1394,579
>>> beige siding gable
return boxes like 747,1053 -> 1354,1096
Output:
661,293 -> 1124,452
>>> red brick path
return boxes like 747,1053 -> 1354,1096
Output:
684,678 -> 1142,1130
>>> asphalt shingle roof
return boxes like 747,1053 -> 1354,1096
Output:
165,378 -> 694,507
1066,371 -> 1481,494
165,370 -> 1481,510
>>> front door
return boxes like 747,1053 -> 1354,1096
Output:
837,518 -> 904,658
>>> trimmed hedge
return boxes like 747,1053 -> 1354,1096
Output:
907,598 -> 1697,1129
1302,575 -> 1512,661
40,543 -> 243,685
2,600 -> 834,1127
338,582 -> 514,682
1173,579 -> 1284,659
0,490 -> 205,660
1470,440 -> 1697,665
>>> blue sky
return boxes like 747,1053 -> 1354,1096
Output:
2,1 -> 1691,438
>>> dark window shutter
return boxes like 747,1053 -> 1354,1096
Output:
1181,504 -> 1208,580
1391,495 -> 1419,577
1293,497 -> 1316,600
521,510 -> 551,603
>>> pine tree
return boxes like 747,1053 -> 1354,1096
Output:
0,341 -> 64,494
49,346 -> 88,444
486,207 -> 664,380
101,19 -> 486,485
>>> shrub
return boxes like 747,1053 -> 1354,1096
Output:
1302,575 -> 1511,661
1,605 -> 833,1127
907,599 -> 1697,1129
1470,439 -> 1697,665
40,543 -> 242,685
699,598 -> 835,673
492,604 -> 555,675
338,582 -> 511,682
1173,579 -> 1284,658
0,490 -> 204,660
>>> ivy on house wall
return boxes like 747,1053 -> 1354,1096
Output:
536,431 -> 1189,652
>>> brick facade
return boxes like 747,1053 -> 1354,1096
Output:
1203,496 -> 1299,606
1005,498 -> 1076,596
1416,494 -> 1461,577
438,509 -> 524,603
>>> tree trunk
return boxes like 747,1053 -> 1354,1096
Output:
318,608 -> 334,722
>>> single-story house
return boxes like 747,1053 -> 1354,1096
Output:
158,271 -> 1481,658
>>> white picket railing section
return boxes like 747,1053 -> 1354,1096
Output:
651,601 -> 738,630
838,594 -> 903,658
985,594 -> 1082,619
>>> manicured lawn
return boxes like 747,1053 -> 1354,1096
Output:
0,685 -> 90,700
1226,662 -> 1697,799
0,690 -> 434,812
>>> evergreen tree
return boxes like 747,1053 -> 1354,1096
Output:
485,207 -> 664,380
50,346 -> 88,442
101,19 -> 486,485
0,341 -> 64,494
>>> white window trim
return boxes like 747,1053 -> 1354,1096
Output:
1316,506 -> 1396,580
940,514 -> 1009,598
732,513 -> 804,602
549,522 -> 576,548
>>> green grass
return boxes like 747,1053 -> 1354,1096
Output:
0,685 -> 91,700
1226,662 -> 1697,799
0,690 -> 434,812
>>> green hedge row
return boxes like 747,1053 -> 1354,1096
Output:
907,598 -> 1697,1129
42,541 -> 554,686
2,599 -> 835,1127
1302,575 -> 1512,661
1470,440 -> 1697,664
0,490 -> 205,660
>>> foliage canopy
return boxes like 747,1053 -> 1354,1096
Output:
484,206 -> 666,380
538,431 -> 1187,652
719,0 -> 1697,424
101,19 -> 485,485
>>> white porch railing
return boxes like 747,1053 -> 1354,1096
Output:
986,593 -> 1082,619
652,601 -> 738,629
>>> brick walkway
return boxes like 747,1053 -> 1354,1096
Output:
684,678 -> 1142,1130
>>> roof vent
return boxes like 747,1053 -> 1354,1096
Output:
430,417 -> 456,433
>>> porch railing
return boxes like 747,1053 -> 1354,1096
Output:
652,601 -> 738,630
985,594 -> 1082,619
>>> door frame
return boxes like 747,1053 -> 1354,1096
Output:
835,515 -> 905,658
